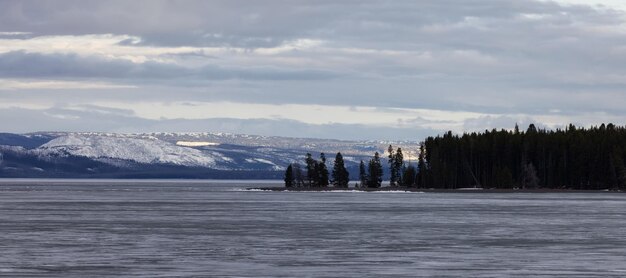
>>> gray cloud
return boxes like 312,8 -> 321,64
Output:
0,0 -> 609,48
0,51 -> 339,81
2,0 -> 626,138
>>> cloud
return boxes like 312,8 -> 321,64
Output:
0,51 -> 339,81
2,0 -> 621,50
0,79 -> 135,90
2,1 -> 626,138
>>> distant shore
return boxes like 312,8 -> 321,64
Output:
247,186 -> 624,193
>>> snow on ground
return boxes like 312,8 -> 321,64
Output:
254,158 -> 276,165
40,134 -> 217,167
175,141 -> 220,147
7,131 -> 403,171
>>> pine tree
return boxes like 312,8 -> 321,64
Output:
368,152 -> 383,188
317,153 -> 329,187
388,145 -> 396,186
521,162 -> 539,189
495,167 -> 513,188
293,163 -> 304,187
417,143 -> 427,188
612,148 -> 626,190
394,148 -> 404,186
305,153 -> 318,187
359,160 -> 367,188
284,164 -> 294,188
402,164 -> 417,187
332,152 -> 350,188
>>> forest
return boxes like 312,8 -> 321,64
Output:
285,123 -> 626,190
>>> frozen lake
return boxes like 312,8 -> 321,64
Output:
1,179 -> 626,277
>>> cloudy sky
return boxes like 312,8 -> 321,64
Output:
2,0 -> 626,140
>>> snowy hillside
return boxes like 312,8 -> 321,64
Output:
40,134 -> 219,167
0,131 -> 420,178
145,132 -> 420,159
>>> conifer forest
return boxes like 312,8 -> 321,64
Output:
285,124 -> 626,190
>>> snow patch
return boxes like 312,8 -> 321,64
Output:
40,134 -> 217,167
176,141 -> 220,147
254,158 -> 276,165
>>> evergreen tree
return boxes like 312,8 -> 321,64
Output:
332,152 -> 350,188
521,162 -> 539,189
495,167 -> 513,188
305,153 -> 318,187
368,152 -> 383,188
317,153 -> 329,187
359,160 -> 368,188
394,148 -> 404,186
293,163 -> 304,187
417,143 -> 427,188
402,164 -> 417,187
284,164 -> 294,188
612,148 -> 626,190
388,145 -> 397,186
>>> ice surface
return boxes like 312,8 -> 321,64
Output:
1,180 -> 625,277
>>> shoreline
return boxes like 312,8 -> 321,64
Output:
247,186 -> 624,193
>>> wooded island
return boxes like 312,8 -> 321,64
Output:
283,124 -> 626,191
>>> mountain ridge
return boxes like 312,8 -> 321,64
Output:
0,132 -> 420,179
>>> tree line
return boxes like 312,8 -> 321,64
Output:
284,148 -> 410,189
285,123 -> 626,190
420,123 -> 626,190
284,151 -> 391,188
284,152 -> 349,188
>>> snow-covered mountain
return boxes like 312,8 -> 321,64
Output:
40,134 -> 219,168
0,132 -> 420,178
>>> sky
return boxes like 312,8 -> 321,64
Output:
2,0 -> 626,140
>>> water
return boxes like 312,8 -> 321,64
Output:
1,179 -> 625,277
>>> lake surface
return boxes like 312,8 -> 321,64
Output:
1,179 -> 625,277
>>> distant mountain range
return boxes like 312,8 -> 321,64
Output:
0,132 -> 420,179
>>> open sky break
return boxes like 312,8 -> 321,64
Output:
2,0 -> 626,140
